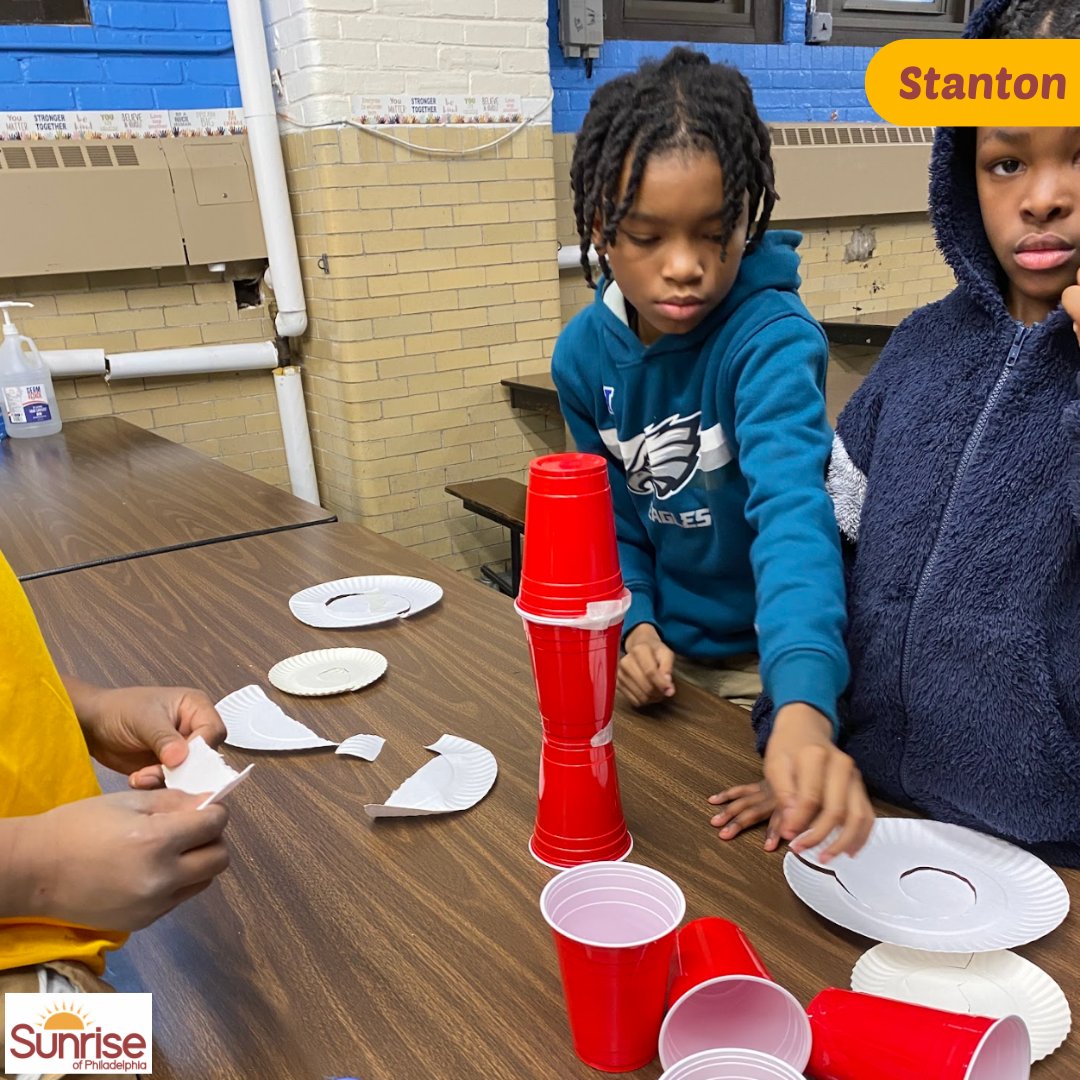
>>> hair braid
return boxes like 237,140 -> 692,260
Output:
568,46 -> 777,288
992,0 -> 1080,36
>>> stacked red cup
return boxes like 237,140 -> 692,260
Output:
515,452 -> 634,868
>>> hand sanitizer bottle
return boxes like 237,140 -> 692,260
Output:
0,301 -> 62,438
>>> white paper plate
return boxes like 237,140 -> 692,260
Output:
162,735 -> 254,810
365,734 -> 497,818
335,734 -> 386,761
268,648 -> 388,696
852,945 -> 1071,1062
217,684 -> 337,752
289,575 -> 443,629
783,818 -> 1069,952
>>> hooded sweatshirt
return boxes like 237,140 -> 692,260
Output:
552,230 -> 848,726
779,0 -> 1080,863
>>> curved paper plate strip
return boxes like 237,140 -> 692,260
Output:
335,734 -> 386,761
365,734 -> 497,819
217,684 -> 337,751
163,735 -> 254,810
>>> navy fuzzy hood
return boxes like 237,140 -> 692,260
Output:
928,0 -> 1015,317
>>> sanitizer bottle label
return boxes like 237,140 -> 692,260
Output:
4,384 -> 52,424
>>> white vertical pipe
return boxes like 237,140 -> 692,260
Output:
274,366 -> 319,504
226,0 -> 308,338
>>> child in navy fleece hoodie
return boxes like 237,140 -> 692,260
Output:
552,48 -> 873,861
723,0 -> 1080,865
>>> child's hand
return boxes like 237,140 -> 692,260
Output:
618,624 -> 676,707
67,679 -> 226,788
1065,270 -> 1080,347
708,780 -> 783,851
13,789 -> 230,930
763,703 -> 874,863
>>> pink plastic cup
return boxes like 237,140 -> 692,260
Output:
530,735 -> 633,869
659,1048 -> 808,1080
806,989 -> 1031,1080
540,862 -> 686,1073
659,918 -> 811,1070
517,453 -> 624,620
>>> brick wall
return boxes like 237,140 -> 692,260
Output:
0,0 -> 238,111
549,0 -> 880,131
283,122 -> 565,572
0,266 -> 288,486
266,0 -> 551,127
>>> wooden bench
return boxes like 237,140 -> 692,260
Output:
445,478 -> 526,597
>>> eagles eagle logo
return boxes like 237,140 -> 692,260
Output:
625,411 -> 702,500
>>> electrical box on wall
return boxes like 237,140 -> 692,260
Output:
558,0 -> 603,60
0,135 -> 266,278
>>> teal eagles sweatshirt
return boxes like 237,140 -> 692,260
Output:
551,230 -> 848,725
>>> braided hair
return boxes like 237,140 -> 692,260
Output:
569,47 -> 777,288
991,0 -> 1080,36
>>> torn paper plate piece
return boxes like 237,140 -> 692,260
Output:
852,945 -> 1071,1063
783,818 -> 1069,952
335,734 -> 386,762
268,648 -> 388,697
288,575 -> 443,629
365,734 -> 496,819
217,684 -> 337,752
162,735 -> 254,810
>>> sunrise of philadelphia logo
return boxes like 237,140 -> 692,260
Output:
4,993 -> 152,1074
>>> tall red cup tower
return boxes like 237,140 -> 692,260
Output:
516,453 -> 634,868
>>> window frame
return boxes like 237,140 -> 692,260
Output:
815,0 -> 974,46
604,0 -> 783,46
0,0 -> 90,25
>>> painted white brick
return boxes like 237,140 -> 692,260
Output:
430,0 -> 496,16
339,14 -> 401,40
405,19 -> 466,44
321,40 -> 379,67
375,0 -> 434,14
494,0 -> 546,18
407,71 -> 470,94
463,21 -> 528,48
439,45 -> 500,71
378,42 -> 439,68
500,48 -> 547,73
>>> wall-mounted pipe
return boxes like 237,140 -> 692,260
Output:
106,341 -> 279,381
274,366 -> 319,504
41,349 -> 106,378
226,0 -> 307,338
557,244 -> 600,271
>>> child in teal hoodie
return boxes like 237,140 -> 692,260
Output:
551,47 -> 872,861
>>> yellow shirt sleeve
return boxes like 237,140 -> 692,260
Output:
0,553 -> 126,973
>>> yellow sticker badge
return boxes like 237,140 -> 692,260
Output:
866,39 -> 1080,126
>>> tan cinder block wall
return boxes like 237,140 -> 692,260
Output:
282,122 -> 565,574
0,267 -> 290,488
553,132 -> 954,328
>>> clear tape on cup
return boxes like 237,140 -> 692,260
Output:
515,591 -> 632,631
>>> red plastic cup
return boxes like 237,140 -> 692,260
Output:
806,989 -> 1031,1080
517,453 -> 624,620
659,918 -> 811,1070
521,620 -> 622,741
540,862 -> 686,1073
530,734 -> 633,869
660,1048 -> 807,1079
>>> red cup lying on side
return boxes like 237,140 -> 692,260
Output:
806,988 -> 1031,1080
659,917 -> 811,1071
540,862 -> 686,1073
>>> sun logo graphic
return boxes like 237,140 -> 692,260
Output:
5,992 -> 153,1074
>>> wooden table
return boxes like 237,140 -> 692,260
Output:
820,307 -> 914,348
25,523 -> 1079,1080
501,371 -> 559,414
0,415 -> 336,580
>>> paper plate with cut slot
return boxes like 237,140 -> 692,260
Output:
852,945 -> 1071,1063
217,684 -> 338,752
364,734 -> 497,818
783,818 -> 1068,952
268,648 -> 387,696
288,575 -> 443,629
